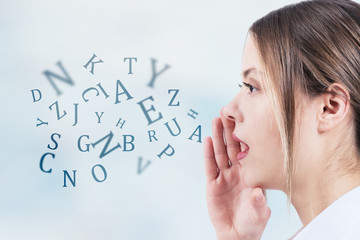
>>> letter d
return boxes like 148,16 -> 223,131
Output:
31,89 -> 42,102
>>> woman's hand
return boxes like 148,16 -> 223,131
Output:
204,109 -> 271,240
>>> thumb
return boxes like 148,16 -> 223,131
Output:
250,188 -> 271,223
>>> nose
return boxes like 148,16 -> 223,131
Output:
222,94 -> 244,123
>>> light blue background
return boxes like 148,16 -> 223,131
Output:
1,0 -> 342,239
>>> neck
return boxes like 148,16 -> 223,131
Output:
291,168 -> 360,226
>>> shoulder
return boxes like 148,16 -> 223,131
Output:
291,185 -> 360,240
340,218 -> 360,240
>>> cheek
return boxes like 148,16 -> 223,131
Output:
244,105 -> 285,189
292,109 -> 318,175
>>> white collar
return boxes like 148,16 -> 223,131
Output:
289,185 -> 360,240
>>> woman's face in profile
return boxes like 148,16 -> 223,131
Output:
223,34 -> 286,190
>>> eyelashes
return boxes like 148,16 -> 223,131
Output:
238,82 -> 259,93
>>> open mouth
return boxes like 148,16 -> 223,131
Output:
232,133 -> 250,160
239,141 -> 250,152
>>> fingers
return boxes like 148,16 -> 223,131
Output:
204,113 -> 236,181
250,188 -> 271,223
203,136 -> 219,181
212,117 -> 231,170
220,108 -> 240,162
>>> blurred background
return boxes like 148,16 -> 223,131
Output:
0,0 -> 331,239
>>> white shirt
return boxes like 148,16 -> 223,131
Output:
288,185 -> 360,240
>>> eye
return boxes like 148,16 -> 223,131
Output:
239,82 -> 259,93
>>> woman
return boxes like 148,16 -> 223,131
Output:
203,0 -> 360,239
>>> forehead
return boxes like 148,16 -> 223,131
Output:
242,34 -> 263,78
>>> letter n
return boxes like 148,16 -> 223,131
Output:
63,170 -> 76,187
91,131 -> 121,158
43,61 -> 74,96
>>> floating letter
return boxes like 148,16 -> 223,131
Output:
164,118 -> 181,136
115,118 -> 126,129
39,152 -> 55,173
168,89 -> 180,106
115,80 -> 133,104
78,135 -> 90,152
43,61 -> 74,96
123,135 -> 135,151
91,131 -> 121,158
31,89 -> 42,102
47,133 -> 61,150
82,87 -> 99,102
187,109 -> 198,119
95,112 -> 104,123
138,156 -> 151,174
188,125 -> 202,143
63,170 -> 77,187
92,164 -> 107,182
137,96 -> 163,125
157,144 -> 175,159
123,57 -> 137,74
49,101 -> 67,120
83,53 -> 104,75
147,58 -> 170,88
36,118 -> 48,127
97,82 -> 110,98
73,103 -> 79,126
147,130 -> 158,142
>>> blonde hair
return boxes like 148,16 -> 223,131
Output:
249,0 -> 360,200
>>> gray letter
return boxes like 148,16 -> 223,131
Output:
136,96 -> 163,125
83,53 -> 104,75
123,57 -> 137,74
43,61 -> 74,96
147,58 -> 170,88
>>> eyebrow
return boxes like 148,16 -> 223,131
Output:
242,67 -> 258,79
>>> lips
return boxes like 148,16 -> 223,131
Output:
232,133 -> 250,161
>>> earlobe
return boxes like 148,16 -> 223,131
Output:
318,83 -> 350,133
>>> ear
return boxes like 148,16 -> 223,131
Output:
318,83 -> 351,133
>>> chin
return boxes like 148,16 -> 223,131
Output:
242,167 -> 264,188
242,167 -> 276,190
